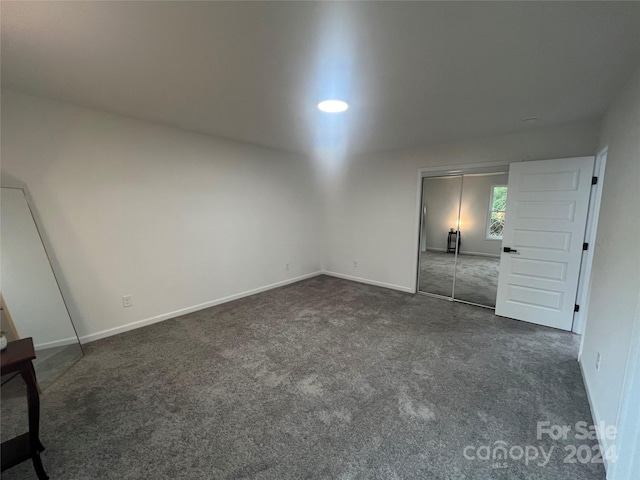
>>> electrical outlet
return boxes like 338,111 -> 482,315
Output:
285,262 -> 290,271
595,352 -> 601,371
353,260 -> 358,268
122,295 -> 133,308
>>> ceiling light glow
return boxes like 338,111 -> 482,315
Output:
318,100 -> 349,113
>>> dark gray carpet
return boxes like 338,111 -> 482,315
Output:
1,276 -> 603,479
419,251 -> 500,307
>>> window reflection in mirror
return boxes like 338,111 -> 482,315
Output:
453,173 -> 508,307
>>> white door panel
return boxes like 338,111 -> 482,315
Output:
495,157 -> 594,330
515,201 -> 576,220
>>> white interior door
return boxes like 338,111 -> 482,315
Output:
495,157 -> 595,330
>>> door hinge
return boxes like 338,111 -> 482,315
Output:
592,176 -> 598,185
574,304 -> 580,312
583,242 -> 589,251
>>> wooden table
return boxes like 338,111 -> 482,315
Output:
1,337 -> 49,479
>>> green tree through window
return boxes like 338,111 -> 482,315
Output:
488,186 -> 508,238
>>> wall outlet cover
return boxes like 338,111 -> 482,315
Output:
123,295 -> 133,308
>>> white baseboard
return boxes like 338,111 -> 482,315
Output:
79,270 -> 413,345
579,359 -> 611,476
79,271 -> 323,344
423,247 -> 500,258
34,336 -> 80,350
321,270 -> 414,294
459,250 -> 501,258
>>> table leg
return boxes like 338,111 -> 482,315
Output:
21,362 -> 49,480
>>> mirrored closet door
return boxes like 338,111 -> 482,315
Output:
418,175 -> 462,298
453,173 -> 508,307
418,168 -> 509,308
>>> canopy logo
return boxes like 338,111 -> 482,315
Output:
462,421 -> 618,469
463,442 -> 553,469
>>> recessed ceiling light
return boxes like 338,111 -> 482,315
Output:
318,100 -> 349,113
522,117 -> 538,123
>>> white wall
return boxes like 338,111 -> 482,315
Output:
322,123 -> 600,292
0,91 -> 322,342
579,67 -> 640,477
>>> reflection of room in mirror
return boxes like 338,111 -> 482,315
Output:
0,187 -> 83,391
455,173 -> 507,307
418,171 -> 508,308
419,175 -> 462,298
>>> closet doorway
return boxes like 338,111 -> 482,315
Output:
417,165 -> 509,309
416,156 -> 599,332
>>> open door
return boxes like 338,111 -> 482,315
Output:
495,157 -> 595,330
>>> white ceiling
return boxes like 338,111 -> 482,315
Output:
2,1 -> 639,157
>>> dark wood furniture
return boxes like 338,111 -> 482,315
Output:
447,229 -> 460,253
1,337 -> 48,479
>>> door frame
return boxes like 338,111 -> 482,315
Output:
572,147 -> 607,334
413,161 -> 511,296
